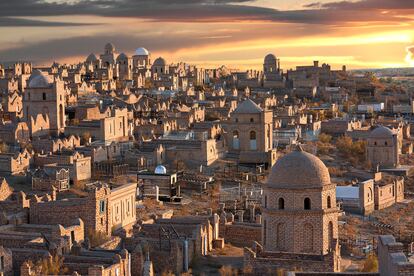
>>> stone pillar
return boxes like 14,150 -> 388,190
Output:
176,185 -> 181,197
255,214 -> 262,224
249,204 -> 255,222
219,203 -> 225,214
213,213 -> 220,239
155,186 -> 159,202
227,212 -> 234,223
237,210 -> 244,223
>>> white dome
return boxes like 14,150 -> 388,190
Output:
134,47 -> 150,56
28,70 -> 53,88
154,165 -> 167,174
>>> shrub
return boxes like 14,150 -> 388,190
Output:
318,133 -> 332,144
219,265 -> 239,276
336,136 -> 366,164
35,255 -> 68,275
361,254 -> 378,272
87,229 -> 110,247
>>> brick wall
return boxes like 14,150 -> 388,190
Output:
220,222 -> 261,247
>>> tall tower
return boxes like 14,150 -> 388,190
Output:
262,146 -> 339,255
263,54 -> 279,73
226,99 -> 275,166
24,70 -> 66,135
132,47 -> 151,69
117,53 -> 132,80
100,43 -> 116,67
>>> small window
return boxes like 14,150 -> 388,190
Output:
278,198 -> 285,210
250,118 -> 254,123
235,118 -> 238,123
264,195 -> 267,208
385,141 -> 388,146
0,256 -> 4,271
327,196 -> 331,208
304,198 -> 311,210
99,200 -> 105,213
42,93 -> 46,100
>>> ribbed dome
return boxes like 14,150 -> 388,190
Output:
86,53 -> 98,63
370,126 -> 394,139
153,57 -> 166,66
267,146 -> 331,189
105,43 -> 115,53
134,47 -> 149,56
264,54 -> 277,63
28,70 -> 53,88
117,53 -> 128,61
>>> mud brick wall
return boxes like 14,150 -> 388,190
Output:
221,222 -> 261,247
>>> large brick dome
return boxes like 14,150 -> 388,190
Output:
267,146 -> 331,189
369,126 -> 395,139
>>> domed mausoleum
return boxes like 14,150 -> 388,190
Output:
262,146 -> 339,255
366,126 -> 399,169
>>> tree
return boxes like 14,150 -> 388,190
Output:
81,131 -> 91,145
361,254 -> 378,272
318,133 -> 332,144
336,136 -> 366,165
35,255 -> 68,275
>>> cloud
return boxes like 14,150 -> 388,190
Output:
0,0 -> 412,25
306,0 -> 414,10
0,17 -> 98,27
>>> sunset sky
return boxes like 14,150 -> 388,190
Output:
1,0 -> 414,70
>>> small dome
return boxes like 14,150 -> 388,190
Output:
370,126 -> 395,139
233,99 -> 263,114
134,47 -> 150,56
28,70 -> 53,88
86,53 -> 98,63
154,165 -> 167,175
105,43 -> 115,53
117,53 -> 128,61
267,146 -> 331,189
153,57 -> 166,66
264,54 -> 277,63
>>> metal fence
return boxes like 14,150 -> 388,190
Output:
219,184 -> 263,203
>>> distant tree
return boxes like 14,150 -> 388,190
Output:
361,254 -> 378,272
318,133 -> 332,144
35,255 -> 68,275
219,265 -> 239,276
81,131 -> 91,144
87,229 -> 110,247
336,136 -> 366,165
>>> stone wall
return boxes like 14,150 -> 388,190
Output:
30,186 -> 111,235
244,244 -> 339,275
0,246 -> 13,276
0,178 -> 12,201
220,222 -> 261,247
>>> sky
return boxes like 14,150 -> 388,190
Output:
1,0 -> 414,70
